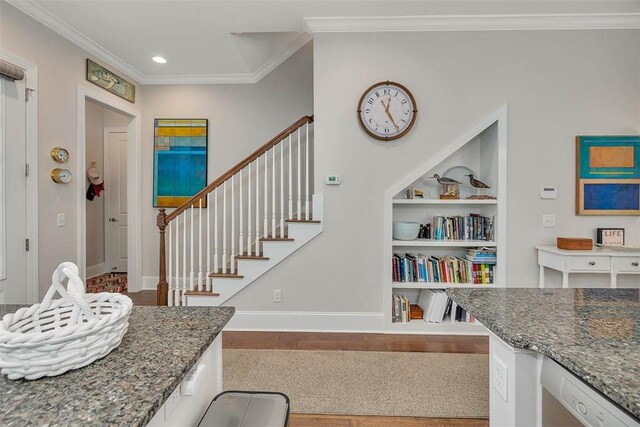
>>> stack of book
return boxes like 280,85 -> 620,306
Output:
431,214 -> 494,241
391,294 -> 411,323
392,253 -> 495,284
466,247 -> 497,264
417,289 -> 477,323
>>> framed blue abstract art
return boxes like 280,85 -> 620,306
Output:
153,119 -> 208,208
576,136 -> 640,215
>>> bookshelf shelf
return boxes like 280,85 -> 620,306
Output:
392,239 -> 497,247
392,199 -> 497,205
383,108 -> 507,335
392,282 -> 495,289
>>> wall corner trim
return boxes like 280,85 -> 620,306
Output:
303,13 -> 640,33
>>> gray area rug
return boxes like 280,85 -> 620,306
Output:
223,349 -> 489,418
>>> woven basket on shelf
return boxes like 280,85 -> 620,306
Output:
0,262 -> 133,380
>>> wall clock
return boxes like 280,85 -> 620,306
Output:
51,147 -> 70,163
357,81 -> 417,141
51,168 -> 72,184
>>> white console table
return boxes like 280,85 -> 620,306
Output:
536,245 -> 640,288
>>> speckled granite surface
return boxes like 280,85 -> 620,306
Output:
0,305 -> 234,426
446,288 -> 640,420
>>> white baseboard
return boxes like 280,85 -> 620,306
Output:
142,275 -> 159,290
86,263 -> 106,278
226,310 -> 385,332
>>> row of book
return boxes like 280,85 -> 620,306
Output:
392,252 -> 495,284
431,214 -> 494,241
392,289 -> 477,323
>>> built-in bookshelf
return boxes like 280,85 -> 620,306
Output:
382,108 -> 507,335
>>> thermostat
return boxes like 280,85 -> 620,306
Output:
540,186 -> 557,200
325,175 -> 341,185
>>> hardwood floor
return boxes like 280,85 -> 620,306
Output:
127,291 -> 489,426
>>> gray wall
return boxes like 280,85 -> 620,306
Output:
228,29 -> 640,312
0,2 -> 143,296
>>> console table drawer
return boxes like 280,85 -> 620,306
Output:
568,257 -> 610,271
613,257 -> 640,273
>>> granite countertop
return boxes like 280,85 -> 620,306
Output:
446,288 -> 639,420
0,305 -> 234,426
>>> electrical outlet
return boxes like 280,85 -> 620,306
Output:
542,214 -> 556,228
273,289 -> 282,303
493,355 -> 508,402
57,213 -> 66,227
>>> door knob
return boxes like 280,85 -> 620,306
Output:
108,217 -> 118,222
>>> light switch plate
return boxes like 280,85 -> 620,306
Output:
542,214 -> 556,228
57,213 -> 66,227
493,355 -> 508,402
273,289 -> 282,303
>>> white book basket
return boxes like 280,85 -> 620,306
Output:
0,262 -> 133,380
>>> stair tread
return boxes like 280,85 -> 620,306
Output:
236,254 -> 270,260
209,272 -> 244,278
286,219 -> 320,223
184,290 -> 220,296
260,236 -> 294,241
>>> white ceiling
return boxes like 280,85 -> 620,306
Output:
7,0 -> 640,84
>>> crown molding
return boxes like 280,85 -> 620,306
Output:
143,32 -> 313,85
303,13 -> 640,33
6,0 -> 145,83
7,0 -> 312,85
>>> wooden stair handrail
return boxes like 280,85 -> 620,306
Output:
156,114 -> 313,305
164,115 -> 313,224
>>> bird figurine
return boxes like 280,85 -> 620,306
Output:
465,174 -> 490,189
428,174 -> 461,185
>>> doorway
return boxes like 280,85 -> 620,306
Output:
77,85 -> 141,292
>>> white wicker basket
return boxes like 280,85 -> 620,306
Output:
0,262 -> 133,380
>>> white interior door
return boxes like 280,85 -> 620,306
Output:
0,77 -> 28,303
105,129 -> 128,273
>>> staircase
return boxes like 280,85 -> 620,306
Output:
156,116 -> 320,306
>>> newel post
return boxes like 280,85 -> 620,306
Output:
157,209 -> 168,306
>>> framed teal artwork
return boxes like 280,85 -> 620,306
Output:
576,136 -> 640,215
153,119 -> 208,208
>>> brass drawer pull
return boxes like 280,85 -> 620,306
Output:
588,261 -> 596,266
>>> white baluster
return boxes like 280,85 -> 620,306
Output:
305,123 -> 310,220
223,181 -> 227,274
288,134 -> 293,220
256,159 -> 260,254
214,187 -> 219,275
297,128 -> 301,220
247,162 -> 252,255
190,204 -> 195,291
168,221 -> 173,306
280,140 -> 284,237
263,152 -> 268,238
175,216 -> 179,305
239,169 -> 244,257
231,175 -> 235,274
206,192 -> 211,291
272,146 -> 276,236
182,214 -> 187,305
198,198 -> 203,291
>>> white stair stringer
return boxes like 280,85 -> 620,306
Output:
186,194 -> 323,306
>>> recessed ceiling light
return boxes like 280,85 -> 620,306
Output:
152,56 -> 167,64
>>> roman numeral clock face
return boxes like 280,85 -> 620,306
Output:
357,81 -> 417,141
